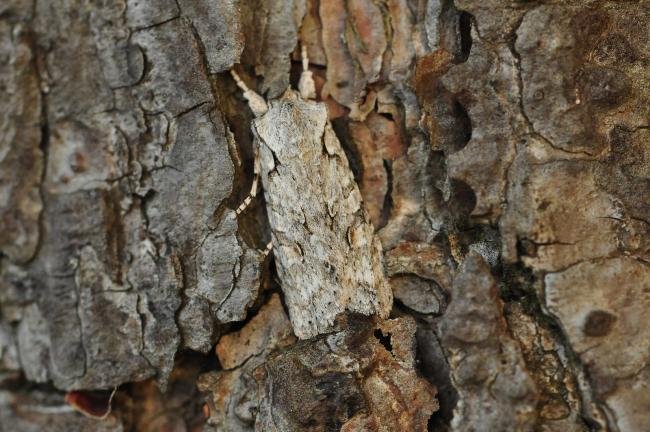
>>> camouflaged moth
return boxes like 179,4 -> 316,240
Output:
232,47 -> 392,339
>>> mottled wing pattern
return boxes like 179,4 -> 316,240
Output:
253,91 -> 392,339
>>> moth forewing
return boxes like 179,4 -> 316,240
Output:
250,90 -> 392,339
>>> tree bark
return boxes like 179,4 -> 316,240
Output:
0,0 -> 648,431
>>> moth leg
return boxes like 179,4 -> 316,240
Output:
262,241 -> 273,257
99,387 -> 118,420
298,45 -> 316,100
231,70 -> 268,117
235,146 -> 261,215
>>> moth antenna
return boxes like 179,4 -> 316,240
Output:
230,70 -> 268,117
236,146 -> 261,215
298,45 -> 316,100
301,45 -> 310,72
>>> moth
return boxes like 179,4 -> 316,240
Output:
232,48 -> 392,339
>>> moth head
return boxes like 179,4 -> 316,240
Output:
230,69 -> 268,117
297,45 -> 316,101
231,46 -> 316,117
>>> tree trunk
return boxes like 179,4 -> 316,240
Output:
1,0 -> 648,431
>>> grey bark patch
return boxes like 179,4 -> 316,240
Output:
0,21 -> 43,263
177,296 -> 214,353
178,0 -> 244,73
390,275 -> 441,315
132,19 -> 213,115
194,210 -> 263,324
126,0 -> 179,29
176,210 -> 263,352
144,104 -> 261,350
90,2 -> 145,88
75,246 -> 154,389
241,0 -> 306,98
438,252 -> 538,431
147,106 -> 233,249
17,304 -> 51,383
1,0 -> 253,396
128,242 -> 183,389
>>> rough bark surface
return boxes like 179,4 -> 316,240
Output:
0,0 -> 648,431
